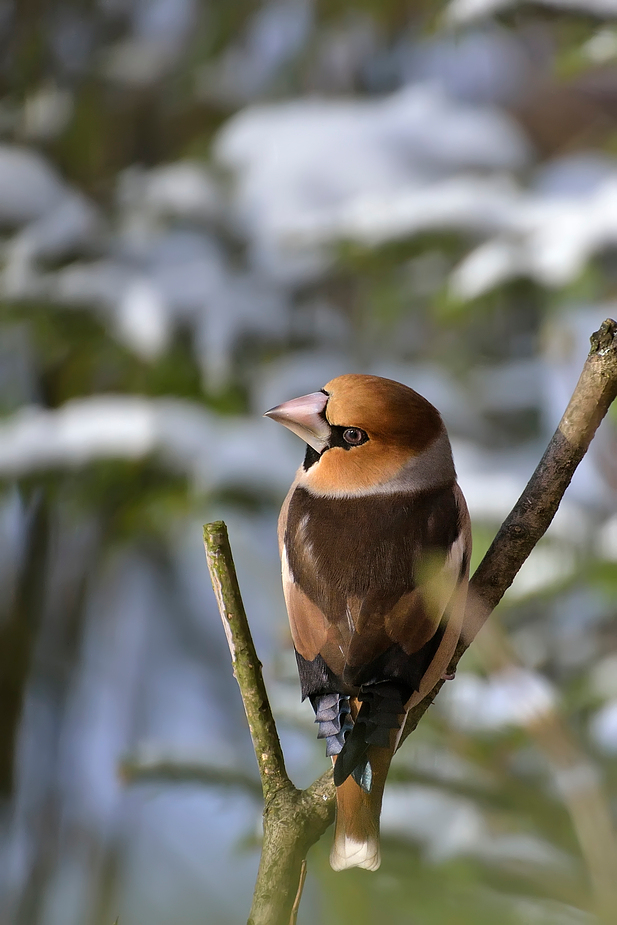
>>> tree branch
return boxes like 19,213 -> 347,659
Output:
400,317 -> 617,746
199,319 -> 617,925
203,522 -> 290,804
120,754 -> 262,797
204,522 -> 319,925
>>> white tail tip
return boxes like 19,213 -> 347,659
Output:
330,836 -> 381,871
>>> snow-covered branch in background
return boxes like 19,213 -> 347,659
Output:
445,0 -> 617,26
0,396 -> 296,493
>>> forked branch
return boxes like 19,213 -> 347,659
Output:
203,319 -> 617,925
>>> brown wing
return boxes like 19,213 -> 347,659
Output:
279,473 -> 336,664
280,480 -> 471,699
282,552 -> 328,660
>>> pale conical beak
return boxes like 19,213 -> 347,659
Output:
264,391 -> 330,452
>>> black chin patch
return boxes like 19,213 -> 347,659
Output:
303,444 -> 321,470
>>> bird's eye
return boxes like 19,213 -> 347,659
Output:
343,428 -> 367,445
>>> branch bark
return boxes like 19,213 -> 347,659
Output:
202,319 -> 617,925
203,522 -> 290,803
400,317 -> 617,746
203,522 -> 333,925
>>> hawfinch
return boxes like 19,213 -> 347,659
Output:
265,375 -> 471,872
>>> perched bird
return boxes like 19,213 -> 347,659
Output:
265,375 -> 471,872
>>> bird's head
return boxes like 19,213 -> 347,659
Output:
265,374 -> 454,496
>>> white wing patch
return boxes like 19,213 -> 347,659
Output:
281,545 -> 294,585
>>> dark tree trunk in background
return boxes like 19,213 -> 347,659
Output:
0,493 -> 48,796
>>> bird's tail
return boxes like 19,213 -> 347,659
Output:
330,740 -> 397,871
329,684 -> 408,872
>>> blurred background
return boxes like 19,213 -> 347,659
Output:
2,0 -> 617,923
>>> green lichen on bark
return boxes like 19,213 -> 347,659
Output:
204,522 -> 335,925
248,772 -> 335,925
203,521 -> 289,804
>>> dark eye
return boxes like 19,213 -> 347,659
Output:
343,428 -> 367,445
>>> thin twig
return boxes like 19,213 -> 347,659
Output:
400,317 -> 617,748
203,522 -> 290,803
204,523 -> 324,925
289,860 -> 307,925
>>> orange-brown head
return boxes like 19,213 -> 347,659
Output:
265,374 -> 455,496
